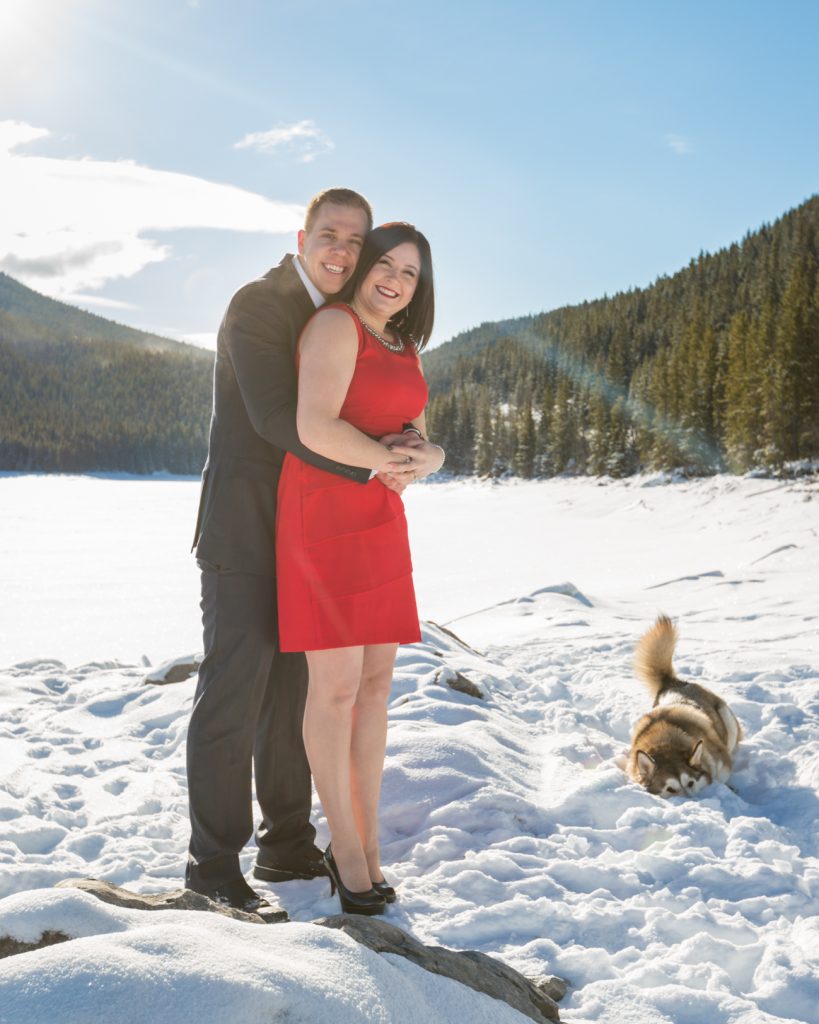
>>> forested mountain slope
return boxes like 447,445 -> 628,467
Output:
0,273 -> 200,354
423,195 -> 819,476
0,275 -> 212,472
3,196 -> 818,476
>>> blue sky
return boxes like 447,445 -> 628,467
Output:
2,0 -> 818,348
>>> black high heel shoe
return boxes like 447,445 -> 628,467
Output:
371,878 -> 397,903
324,845 -> 386,916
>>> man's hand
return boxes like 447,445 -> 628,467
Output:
375,471 -> 409,494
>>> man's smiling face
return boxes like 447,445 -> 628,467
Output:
297,202 -> 368,297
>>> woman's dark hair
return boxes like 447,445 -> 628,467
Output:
339,222 -> 435,350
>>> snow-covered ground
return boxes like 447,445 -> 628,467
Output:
1,473 -> 818,1024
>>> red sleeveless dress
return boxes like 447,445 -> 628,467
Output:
276,304 -> 428,652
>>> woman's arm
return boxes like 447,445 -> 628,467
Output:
296,308 -> 406,473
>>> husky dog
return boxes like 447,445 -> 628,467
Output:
626,616 -> 742,797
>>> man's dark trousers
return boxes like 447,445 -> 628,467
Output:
186,255 -> 368,889
186,559 -> 314,888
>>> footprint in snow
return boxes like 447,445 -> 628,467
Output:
647,570 -> 724,589
86,693 -> 141,717
750,543 -> 799,565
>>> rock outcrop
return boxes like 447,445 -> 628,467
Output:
4,880 -> 566,1022
54,877 -> 287,922
317,914 -> 562,1022
0,929 -> 71,960
143,654 -> 201,684
0,879 -> 285,959
436,665 -> 484,699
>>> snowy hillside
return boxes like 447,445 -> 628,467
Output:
1,473 -> 817,1023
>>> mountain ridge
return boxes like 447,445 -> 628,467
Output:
423,194 -> 819,476
2,194 -> 817,475
0,272 -> 208,357
0,274 -> 213,473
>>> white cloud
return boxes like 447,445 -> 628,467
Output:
180,330 -> 217,350
0,120 -> 303,300
235,120 -> 334,163
69,294 -> 138,312
0,120 -> 48,149
664,133 -> 691,155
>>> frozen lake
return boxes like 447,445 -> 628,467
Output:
1,472 -> 818,1023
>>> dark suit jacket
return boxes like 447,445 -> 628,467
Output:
192,255 -> 369,575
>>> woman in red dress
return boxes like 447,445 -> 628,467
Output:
276,223 -> 442,914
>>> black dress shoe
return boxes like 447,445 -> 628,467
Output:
324,845 -> 385,916
371,878 -> 397,903
254,844 -> 329,882
189,875 -> 271,913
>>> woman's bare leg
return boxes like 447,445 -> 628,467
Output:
303,646 -> 371,893
351,643 -> 398,883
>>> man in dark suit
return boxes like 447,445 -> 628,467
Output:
186,188 -> 427,912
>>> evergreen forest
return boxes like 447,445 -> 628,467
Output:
423,195 -> 819,477
0,274 -> 213,473
2,195 -> 818,477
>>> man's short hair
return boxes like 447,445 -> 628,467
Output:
304,188 -> 373,234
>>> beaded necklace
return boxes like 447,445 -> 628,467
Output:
352,308 -> 404,353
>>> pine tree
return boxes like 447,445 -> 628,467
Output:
587,386 -> 610,476
513,399 -> 536,478
724,312 -> 756,470
548,376 -> 580,473
474,392 -> 495,476
767,250 -> 818,461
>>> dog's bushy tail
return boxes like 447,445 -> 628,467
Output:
634,615 -> 678,697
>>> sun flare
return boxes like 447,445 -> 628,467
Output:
0,0 -> 52,50
0,0 -> 33,33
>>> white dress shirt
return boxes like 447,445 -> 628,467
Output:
292,253 -> 325,309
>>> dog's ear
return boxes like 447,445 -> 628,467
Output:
636,750 -> 655,779
689,740 -> 703,768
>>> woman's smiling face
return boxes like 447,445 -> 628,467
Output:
354,242 -> 421,325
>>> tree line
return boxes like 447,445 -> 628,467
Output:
423,195 -> 819,476
0,336 -> 212,473
0,272 -> 213,473
2,196 -> 817,477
